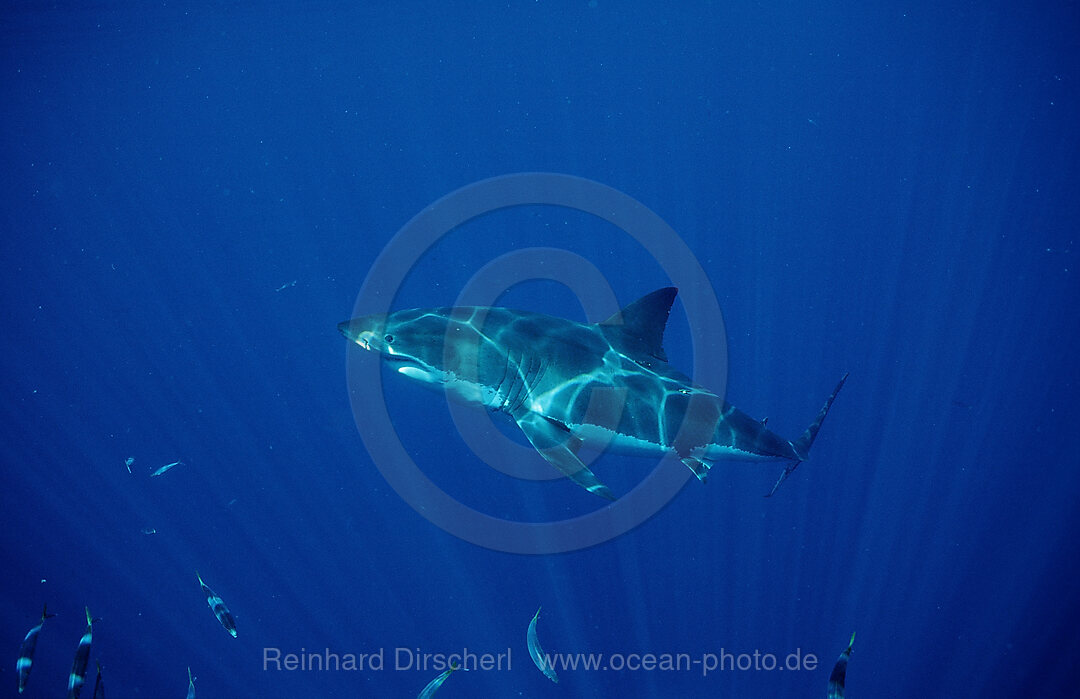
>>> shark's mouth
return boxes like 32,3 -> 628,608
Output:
382,354 -> 440,384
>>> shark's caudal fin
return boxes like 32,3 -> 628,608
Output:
766,373 -> 849,498
792,372 -> 849,460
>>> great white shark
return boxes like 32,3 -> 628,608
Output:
339,288 -> 847,500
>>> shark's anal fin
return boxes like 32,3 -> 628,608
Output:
516,412 -> 615,501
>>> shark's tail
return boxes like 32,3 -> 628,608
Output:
766,373 -> 849,497
792,372 -> 849,460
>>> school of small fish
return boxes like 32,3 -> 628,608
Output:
15,454 -> 858,695
16,595 -> 858,696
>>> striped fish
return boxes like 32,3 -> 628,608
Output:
196,571 -> 237,638
92,661 -> 105,699
16,603 -> 56,693
66,607 -> 95,699
827,632 -> 855,698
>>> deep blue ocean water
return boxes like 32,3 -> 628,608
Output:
3,3 -> 1078,697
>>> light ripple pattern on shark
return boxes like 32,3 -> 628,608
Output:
339,288 -> 847,500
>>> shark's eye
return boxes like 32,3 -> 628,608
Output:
384,334 -> 394,344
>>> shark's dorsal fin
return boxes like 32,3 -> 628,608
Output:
598,287 -> 678,363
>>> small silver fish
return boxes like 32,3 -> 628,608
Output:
91,661 -> 104,699
66,607 -> 95,699
150,461 -> 183,477
196,571 -> 237,638
124,457 -> 134,474
827,632 -> 855,698
527,606 -> 558,683
16,603 -> 56,693
417,663 -> 459,699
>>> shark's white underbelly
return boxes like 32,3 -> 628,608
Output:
568,421 -> 779,463
403,368 -> 784,465
571,421 -> 670,457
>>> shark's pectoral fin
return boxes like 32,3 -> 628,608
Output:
515,412 -> 615,501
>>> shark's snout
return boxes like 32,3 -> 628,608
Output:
338,316 -> 387,352
336,319 -> 356,339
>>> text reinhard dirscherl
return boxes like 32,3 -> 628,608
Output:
262,647 -> 820,677
263,647 -> 510,673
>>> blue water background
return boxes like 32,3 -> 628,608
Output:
3,2 -> 1078,697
